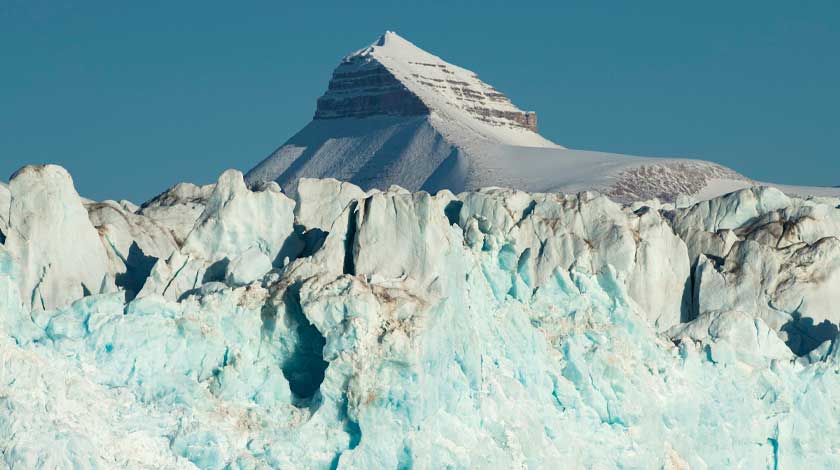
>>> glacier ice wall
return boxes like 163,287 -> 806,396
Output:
1,165 -> 840,468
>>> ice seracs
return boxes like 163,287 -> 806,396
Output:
4,165 -> 113,311
3,31 -> 839,466
181,169 -> 297,265
87,199 -> 179,299
0,182 -> 9,241
225,247 -> 273,287
456,187 -> 690,330
671,186 -> 840,354
294,177 -> 366,232
138,169 -> 300,300
2,164 -> 840,468
138,181 -> 215,244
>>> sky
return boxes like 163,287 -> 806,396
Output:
2,1 -> 838,202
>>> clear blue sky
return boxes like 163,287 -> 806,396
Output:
2,1 -> 838,202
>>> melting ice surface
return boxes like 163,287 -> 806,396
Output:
1,165 -> 840,469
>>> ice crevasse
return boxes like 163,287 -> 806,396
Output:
1,165 -> 840,468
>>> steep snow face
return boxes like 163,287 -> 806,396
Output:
246,31 -> 555,194
246,116 -> 459,195
4,167 -> 840,468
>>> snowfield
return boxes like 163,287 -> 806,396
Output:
2,164 -> 840,468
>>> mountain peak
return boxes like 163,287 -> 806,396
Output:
370,30 -> 428,56
375,30 -> 400,46
317,32 -> 545,138
246,33 -> 754,203
362,31 -> 420,53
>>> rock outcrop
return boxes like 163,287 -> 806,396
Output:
315,32 -> 539,132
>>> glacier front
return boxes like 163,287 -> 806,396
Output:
1,165 -> 839,469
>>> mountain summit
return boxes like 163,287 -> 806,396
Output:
316,31 -> 545,139
246,32 -> 751,201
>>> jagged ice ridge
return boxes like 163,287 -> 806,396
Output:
1,165 -> 840,468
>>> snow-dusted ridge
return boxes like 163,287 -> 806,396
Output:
2,164 -> 840,467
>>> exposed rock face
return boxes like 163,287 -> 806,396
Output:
315,61 -> 429,119
314,32 -> 538,132
139,170 -> 300,301
607,161 -> 750,203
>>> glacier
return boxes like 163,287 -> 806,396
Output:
2,165 -> 840,468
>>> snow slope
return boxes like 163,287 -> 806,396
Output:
247,31 -> 755,202
2,165 -> 840,468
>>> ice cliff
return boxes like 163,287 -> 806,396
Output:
1,165 -> 840,468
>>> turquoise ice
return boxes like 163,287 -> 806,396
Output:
1,167 -> 839,468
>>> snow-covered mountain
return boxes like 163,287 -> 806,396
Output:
246,31 -> 754,202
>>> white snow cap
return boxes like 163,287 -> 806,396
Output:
319,30 -> 555,146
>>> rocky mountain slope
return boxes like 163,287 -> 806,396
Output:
2,164 -> 840,468
245,32 -> 761,202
